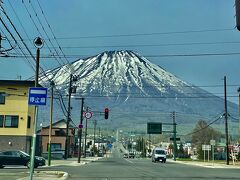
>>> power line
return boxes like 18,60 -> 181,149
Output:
35,40 -> 240,50
35,0 -> 71,65
28,1 -> 70,69
184,114 -> 224,136
0,9 -> 35,71
5,51 -> 240,59
41,28 -> 234,40
2,1 -> 69,117
21,0 -> 67,70
61,94 -> 239,99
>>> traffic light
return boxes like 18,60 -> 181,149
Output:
104,108 -> 109,119
236,0 -> 240,31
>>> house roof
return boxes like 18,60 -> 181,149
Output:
0,80 -> 37,86
43,119 -> 76,129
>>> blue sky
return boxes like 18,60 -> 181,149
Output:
0,0 -> 239,104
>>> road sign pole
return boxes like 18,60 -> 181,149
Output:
29,45 -> 40,180
29,106 -> 38,180
212,145 -> 214,166
204,148 -> 205,162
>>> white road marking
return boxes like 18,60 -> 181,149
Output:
124,158 -> 134,164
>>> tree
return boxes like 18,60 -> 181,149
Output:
191,120 -> 221,159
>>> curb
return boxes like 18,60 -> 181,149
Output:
16,171 -> 69,180
60,171 -> 69,180
171,160 -> 240,169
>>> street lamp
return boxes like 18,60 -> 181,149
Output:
33,37 -> 44,87
29,37 -> 44,180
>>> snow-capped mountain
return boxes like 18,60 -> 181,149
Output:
39,50 -> 237,129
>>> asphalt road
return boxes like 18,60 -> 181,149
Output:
0,143 -> 240,180
48,143 -> 240,180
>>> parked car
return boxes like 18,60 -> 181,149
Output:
0,150 -> 45,168
123,153 -> 128,158
128,152 -> 135,158
123,152 -> 135,158
98,150 -> 104,157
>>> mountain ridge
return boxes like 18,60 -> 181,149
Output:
39,50 -> 238,132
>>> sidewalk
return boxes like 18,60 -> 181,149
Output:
50,156 -> 103,167
15,157 -> 103,180
170,159 -> 240,169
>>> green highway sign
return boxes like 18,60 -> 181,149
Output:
170,137 -> 180,141
147,122 -> 162,134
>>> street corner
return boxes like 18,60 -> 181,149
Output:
17,171 -> 68,180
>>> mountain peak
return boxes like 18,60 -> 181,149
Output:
41,50 -> 189,97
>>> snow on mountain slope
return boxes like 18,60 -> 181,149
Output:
39,50 -> 237,126
41,50 -> 193,96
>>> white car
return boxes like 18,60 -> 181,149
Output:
151,147 -> 166,163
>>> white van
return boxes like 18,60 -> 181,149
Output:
151,147 -> 166,163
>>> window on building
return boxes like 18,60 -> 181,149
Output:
47,143 -> 62,151
27,116 -> 31,128
55,129 -> 66,136
5,115 -> 19,128
0,115 -> 4,127
0,92 -> 5,104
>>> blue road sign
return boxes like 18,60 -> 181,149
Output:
107,143 -> 113,149
28,87 -> 48,106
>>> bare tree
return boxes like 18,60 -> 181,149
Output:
191,120 -> 221,159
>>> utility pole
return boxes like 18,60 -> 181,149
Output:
0,33 -> 2,50
98,127 -> 101,152
224,76 -> 230,165
48,81 -> 54,166
64,74 -> 73,159
173,111 -> 177,161
84,107 -> 89,158
78,98 -> 84,163
238,87 -> 240,138
93,120 -> 97,155
142,137 -> 144,157
148,134 -> 151,152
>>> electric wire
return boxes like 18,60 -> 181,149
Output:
6,51 -> 240,59
28,1 -> 70,70
44,28 -> 234,40
0,10 -> 35,71
21,0 -> 67,71
183,114 -> 224,136
2,3 -> 69,118
36,0 -> 71,65
0,28 -> 17,54
37,40 -> 240,50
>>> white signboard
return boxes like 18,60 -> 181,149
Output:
210,140 -> 216,146
202,144 -> 211,151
